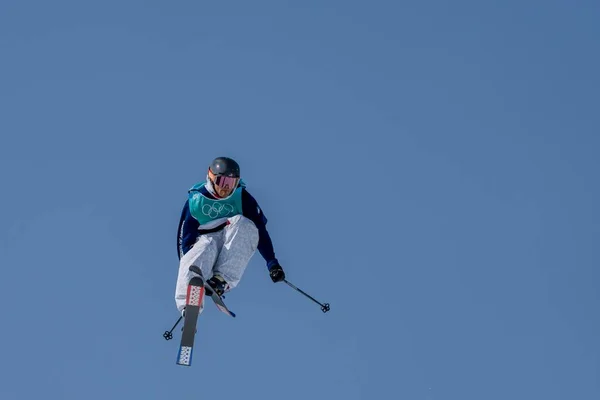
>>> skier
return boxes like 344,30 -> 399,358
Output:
175,156 -> 286,314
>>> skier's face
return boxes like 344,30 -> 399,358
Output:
214,184 -> 233,198
212,175 -> 239,198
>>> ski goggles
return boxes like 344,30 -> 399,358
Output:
213,175 -> 239,191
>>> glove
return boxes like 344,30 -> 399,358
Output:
269,263 -> 286,283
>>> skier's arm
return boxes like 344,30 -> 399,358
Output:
242,189 -> 279,269
177,200 -> 200,260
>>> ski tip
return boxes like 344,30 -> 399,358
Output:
189,277 -> 205,287
215,303 -> 236,318
189,265 -> 202,275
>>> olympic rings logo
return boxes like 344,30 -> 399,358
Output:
202,203 -> 235,218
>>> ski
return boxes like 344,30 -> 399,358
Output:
206,287 -> 236,318
176,277 -> 204,366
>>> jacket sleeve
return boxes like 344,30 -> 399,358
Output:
177,200 -> 200,260
241,189 -> 279,269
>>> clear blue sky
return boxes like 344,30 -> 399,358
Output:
1,1 -> 599,399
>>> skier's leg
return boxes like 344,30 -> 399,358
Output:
211,215 -> 259,291
175,234 -> 219,313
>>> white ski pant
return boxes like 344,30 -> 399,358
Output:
175,215 -> 259,312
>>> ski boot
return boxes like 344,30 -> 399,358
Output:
206,274 -> 229,297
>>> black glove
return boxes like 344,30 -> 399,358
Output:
269,264 -> 285,283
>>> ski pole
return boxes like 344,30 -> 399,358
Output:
163,315 -> 183,341
283,279 -> 330,313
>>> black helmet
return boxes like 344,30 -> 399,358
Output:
209,157 -> 240,178
208,157 -> 241,198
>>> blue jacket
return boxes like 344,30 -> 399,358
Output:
176,185 -> 279,270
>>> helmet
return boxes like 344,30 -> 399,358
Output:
208,157 -> 240,198
209,157 -> 240,178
